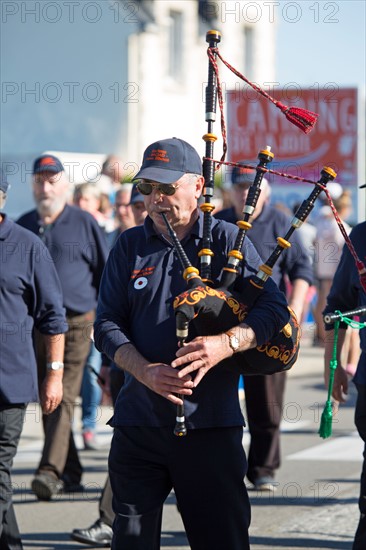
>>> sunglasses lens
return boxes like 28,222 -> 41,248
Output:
136,183 -> 178,196
161,185 -> 176,196
137,183 -> 152,195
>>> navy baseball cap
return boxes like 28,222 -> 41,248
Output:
33,154 -> 64,175
133,138 -> 202,184
231,164 -> 255,185
129,183 -> 144,205
0,168 -> 9,193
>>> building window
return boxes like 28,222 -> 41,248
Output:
168,10 -> 183,80
243,26 -> 254,76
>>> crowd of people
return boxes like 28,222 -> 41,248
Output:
0,141 -> 365,549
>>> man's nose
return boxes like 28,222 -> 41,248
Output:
39,180 -> 53,192
152,188 -> 164,202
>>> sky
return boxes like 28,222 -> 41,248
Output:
275,0 -> 366,90
274,0 -> 365,219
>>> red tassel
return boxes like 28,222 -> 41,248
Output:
212,49 -> 319,134
284,107 -> 319,134
275,102 -> 319,134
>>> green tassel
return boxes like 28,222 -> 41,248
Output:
318,401 -> 333,439
318,320 -> 340,440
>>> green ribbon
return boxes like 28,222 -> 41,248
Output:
335,311 -> 366,330
318,320 -> 340,439
318,311 -> 365,439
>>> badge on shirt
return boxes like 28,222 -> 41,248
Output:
131,266 -> 155,290
134,277 -> 148,290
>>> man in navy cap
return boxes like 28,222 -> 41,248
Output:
216,164 -> 312,491
94,138 -> 291,549
323,183 -> 366,550
0,167 -> 67,548
17,154 -> 108,500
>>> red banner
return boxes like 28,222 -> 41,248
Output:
227,87 -> 358,187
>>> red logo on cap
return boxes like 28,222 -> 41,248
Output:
40,156 -> 57,166
146,149 -> 170,163
238,167 -> 251,176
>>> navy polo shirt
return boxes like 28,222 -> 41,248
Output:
323,222 -> 366,385
215,204 -> 313,290
95,213 -> 290,429
17,205 -> 108,314
0,215 -> 68,404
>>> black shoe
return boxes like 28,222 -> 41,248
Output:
71,519 -> 113,546
31,473 -> 64,501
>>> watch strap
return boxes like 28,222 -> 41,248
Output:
46,361 -> 64,371
226,330 -> 239,352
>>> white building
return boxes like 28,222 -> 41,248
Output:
126,0 -> 276,161
1,0 -> 276,217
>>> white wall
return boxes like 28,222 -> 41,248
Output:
126,0 -> 276,168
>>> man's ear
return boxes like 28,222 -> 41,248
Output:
195,176 -> 205,198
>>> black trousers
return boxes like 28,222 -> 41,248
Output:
0,404 -> 26,550
109,425 -> 251,550
353,382 -> 366,550
244,372 -> 286,483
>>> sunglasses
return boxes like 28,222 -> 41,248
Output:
136,182 -> 181,196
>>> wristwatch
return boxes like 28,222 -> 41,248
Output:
226,331 -> 240,353
46,361 -> 64,371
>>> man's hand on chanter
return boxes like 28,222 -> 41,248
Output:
172,335 -> 232,387
139,362 -> 194,405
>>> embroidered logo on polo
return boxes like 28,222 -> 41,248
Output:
131,266 -> 156,290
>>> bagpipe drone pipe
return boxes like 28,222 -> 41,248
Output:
162,159 -> 336,379
166,30 -> 363,437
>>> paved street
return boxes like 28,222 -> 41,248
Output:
13,336 -> 362,549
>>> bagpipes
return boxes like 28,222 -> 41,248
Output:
323,307 -> 366,326
164,30 -> 366,437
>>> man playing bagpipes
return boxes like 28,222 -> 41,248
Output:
323,191 -> 366,550
94,137 -> 292,550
